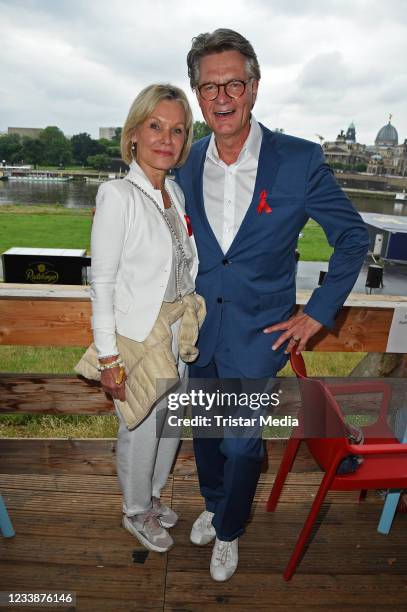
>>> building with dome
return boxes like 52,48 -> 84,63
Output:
374,116 -> 398,147
367,115 -> 406,176
321,116 -> 406,176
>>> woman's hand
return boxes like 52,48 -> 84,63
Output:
99,356 -> 127,401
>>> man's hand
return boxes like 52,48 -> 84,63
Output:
263,313 -> 323,354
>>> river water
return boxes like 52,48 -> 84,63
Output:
0,178 -> 406,216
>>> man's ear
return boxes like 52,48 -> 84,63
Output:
251,80 -> 259,108
195,90 -> 203,110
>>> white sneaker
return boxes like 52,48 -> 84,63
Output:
190,510 -> 216,546
210,537 -> 239,582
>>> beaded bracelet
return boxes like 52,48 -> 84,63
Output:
97,358 -> 124,372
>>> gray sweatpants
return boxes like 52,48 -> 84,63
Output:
114,319 -> 186,517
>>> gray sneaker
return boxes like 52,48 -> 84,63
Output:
152,496 -> 178,528
123,510 -> 174,552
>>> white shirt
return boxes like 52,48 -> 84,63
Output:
203,116 -> 262,253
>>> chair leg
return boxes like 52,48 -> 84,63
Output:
359,489 -> 367,503
0,494 -> 15,538
283,471 -> 333,581
267,438 -> 301,512
377,490 -> 401,535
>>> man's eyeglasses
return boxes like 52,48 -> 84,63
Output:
197,79 -> 252,101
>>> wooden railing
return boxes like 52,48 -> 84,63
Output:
1,283 -> 406,416
0,283 -> 406,475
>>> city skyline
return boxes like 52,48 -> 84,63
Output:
1,0 -> 406,145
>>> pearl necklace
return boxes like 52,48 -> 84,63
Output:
125,178 -> 189,301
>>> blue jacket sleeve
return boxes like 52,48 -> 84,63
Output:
303,145 -> 369,328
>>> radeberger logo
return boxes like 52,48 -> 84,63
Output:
25,262 -> 59,284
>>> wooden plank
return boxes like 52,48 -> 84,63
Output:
2,283 -> 406,307
164,476 -> 407,609
1,285 -> 406,350
0,375 -> 383,418
164,573 -> 407,611
0,374 -> 114,415
0,439 -> 319,476
2,470 -> 407,611
0,298 -> 93,346
0,562 -> 166,610
0,438 -> 118,475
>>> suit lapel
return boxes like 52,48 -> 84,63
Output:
225,125 -> 281,254
194,139 -> 224,256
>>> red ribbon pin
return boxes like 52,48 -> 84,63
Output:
184,214 -> 193,236
257,190 -> 272,214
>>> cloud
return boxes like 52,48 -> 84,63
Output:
0,0 -> 406,145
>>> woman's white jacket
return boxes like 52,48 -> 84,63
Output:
90,161 -> 198,357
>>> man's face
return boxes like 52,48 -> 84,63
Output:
196,50 -> 258,141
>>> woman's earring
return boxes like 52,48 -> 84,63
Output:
130,142 -> 136,160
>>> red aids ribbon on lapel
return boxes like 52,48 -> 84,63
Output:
257,190 -> 272,214
184,214 -> 193,236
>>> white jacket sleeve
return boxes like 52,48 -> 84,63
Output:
90,181 -> 128,357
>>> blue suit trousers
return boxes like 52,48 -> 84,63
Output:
190,314 -> 270,541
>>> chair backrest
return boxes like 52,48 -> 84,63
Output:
290,350 -> 351,470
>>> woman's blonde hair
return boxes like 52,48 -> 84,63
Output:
121,84 -> 193,167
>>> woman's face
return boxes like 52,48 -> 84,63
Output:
131,99 -> 187,178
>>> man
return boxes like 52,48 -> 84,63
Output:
176,28 -> 369,581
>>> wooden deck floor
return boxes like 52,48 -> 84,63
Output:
1,440 -> 407,611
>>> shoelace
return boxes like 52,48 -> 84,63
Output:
141,510 -> 162,531
197,512 -> 213,530
214,541 -> 232,565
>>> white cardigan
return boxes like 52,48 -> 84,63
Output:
90,161 -> 199,357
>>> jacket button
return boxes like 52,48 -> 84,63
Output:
217,297 -> 224,303
222,258 -> 231,266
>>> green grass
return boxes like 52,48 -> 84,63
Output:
0,206 -> 331,263
0,205 -> 92,253
298,219 -> 333,262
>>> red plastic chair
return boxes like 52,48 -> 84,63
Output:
267,350 -> 407,581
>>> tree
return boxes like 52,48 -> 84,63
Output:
71,132 -> 101,165
0,134 -> 23,164
21,137 -> 45,168
87,153 -> 110,170
193,121 -> 211,141
112,127 -> 122,144
39,126 -> 73,166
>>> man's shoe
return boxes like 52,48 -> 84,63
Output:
123,510 -> 174,553
210,537 -> 239,582
190,510 -> 216,545
152,496 -> 178,528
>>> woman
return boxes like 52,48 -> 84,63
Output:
76,84 -> 205,553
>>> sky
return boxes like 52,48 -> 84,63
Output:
1,0 -> 406,146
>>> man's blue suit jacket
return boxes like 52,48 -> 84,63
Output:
176,123 -> 369,378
